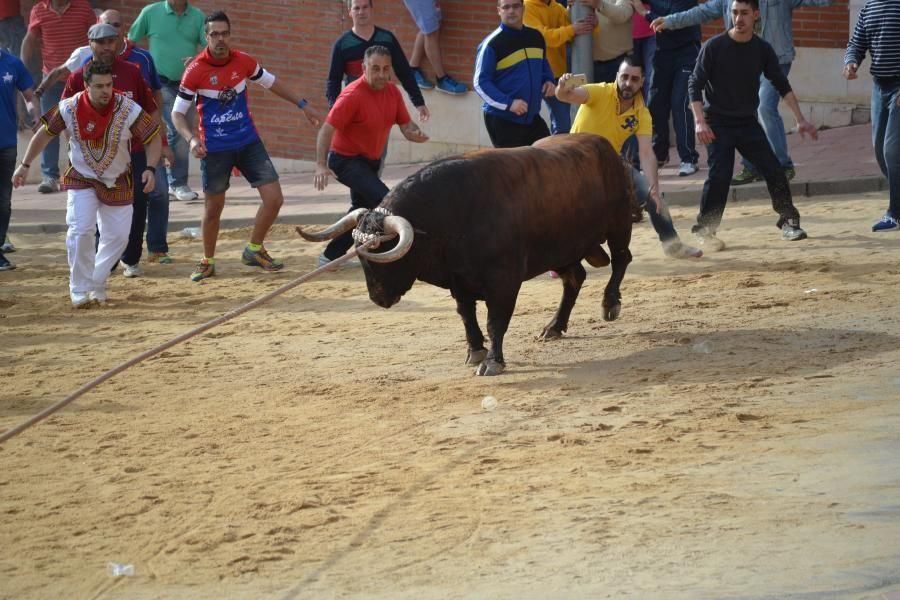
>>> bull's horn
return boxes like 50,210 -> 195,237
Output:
357,216 -> 414,263
296,208 -> 368,242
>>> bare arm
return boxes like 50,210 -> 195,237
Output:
268,78 -> 322,127
782,91 -> 818,140
691,100 -> 715,145
636,134 -> 661,206
20,31 -> 39,69
554,73 -> 590,105
399,120 -> 429,143
171,108 -> 206,158
12,128 -> 55,187
35,65 -> 70,98
20,88 -> 38,127
314,122 -> 337,191
140,134 -> 162,193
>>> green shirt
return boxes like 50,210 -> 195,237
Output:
127,1 -> 206,82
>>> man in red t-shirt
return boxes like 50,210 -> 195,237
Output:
314,45 -> 428,265
21,0 -> 96,193
63,23 -> 161,276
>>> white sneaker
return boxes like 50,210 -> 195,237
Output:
71,292 -> 95,308
678,162 -> 698,177
38,177 -> 60,193
123,263 -> 143,278
89,289 -> 107,304
692,228 -> 726,252
662,239 -> 703,259
1,240 -> 15,253
170,185 -> 198,201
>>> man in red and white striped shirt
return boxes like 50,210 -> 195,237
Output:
21,0 -> 95,194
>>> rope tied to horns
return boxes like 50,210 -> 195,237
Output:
352,207 -> 393,248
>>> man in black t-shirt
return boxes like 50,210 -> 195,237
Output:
687,0 -> 818,251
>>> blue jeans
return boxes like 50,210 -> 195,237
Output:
633,36 -> 656,100
0,146 -> 14,244
39,81 -> 64,179
543,89 -> 572,134
649,42 -> 700,165
743,62 -> 793,174
695,119 -> 798,233
146,165 -> 169,253
324,152 -> 389,260
160,79 -> 191,189
871,78 -> 900,219
630,162 -> 677,243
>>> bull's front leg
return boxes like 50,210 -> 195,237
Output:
539,262 -> 586,341
453,290 -> 487,366
476,285 -> 521,376
603,245 -> 632,321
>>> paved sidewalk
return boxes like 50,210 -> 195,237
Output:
8,123 -> 884,234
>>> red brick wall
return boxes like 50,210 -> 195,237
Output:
18,0 -> 848,160
700,0 -> 849,48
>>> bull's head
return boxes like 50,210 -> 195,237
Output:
297,208 -> 418,308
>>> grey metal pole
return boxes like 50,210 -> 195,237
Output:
570,2 -> 594,84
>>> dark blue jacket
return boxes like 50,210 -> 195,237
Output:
646,0 -> 701,50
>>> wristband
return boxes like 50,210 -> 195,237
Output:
20,162 -> 30,169
297,98 -> 308,109
144,166 -> 156,174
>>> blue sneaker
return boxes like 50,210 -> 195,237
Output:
872,214 -> 900,232
413,68 -> 434,90
436,75 -> 467,95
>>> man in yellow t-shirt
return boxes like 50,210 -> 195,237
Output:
556,56 -> 702,259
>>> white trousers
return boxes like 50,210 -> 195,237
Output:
65,188 -> 132,295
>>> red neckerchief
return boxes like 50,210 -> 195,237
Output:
198,47 -> 233,67
75,90 -> 116,141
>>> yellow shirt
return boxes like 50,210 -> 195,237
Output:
523,0 -> 573,78
570,83 -> 652,153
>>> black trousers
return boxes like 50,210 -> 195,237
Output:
324,152 -> 389,260
121,150 -> 149,266
694,119 -> 799,233
483,112 -> 550,148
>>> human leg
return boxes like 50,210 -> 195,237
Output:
693,123 -> 736,243
94,202 -> 134,297
234,140 -> 281,246
648,50 -> 674,164
145,164 -> 170,257
671,43 -> 700,166
198,150 -> 235,261
0,146 -> 14,270
39,81 -> 63,188
635,35 -> 656,100
741,62 -> 794,177
120,151 -> 149,270
65,188 -> 101,303
324,153 -> 389,260
870,80 -> 900,230
592,55 -> 623,85
543,93 -> 572,135
160,80 -> 192,193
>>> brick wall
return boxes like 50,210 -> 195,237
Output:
18,0 -> 849,160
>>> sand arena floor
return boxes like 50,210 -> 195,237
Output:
1,192 -> 899,599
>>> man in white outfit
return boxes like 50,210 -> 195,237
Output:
13,60 -> 161,307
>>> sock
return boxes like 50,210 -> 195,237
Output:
204,257 -> 215,264
247,242 -> 262,252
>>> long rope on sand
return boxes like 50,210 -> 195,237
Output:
0,235 -> 392,444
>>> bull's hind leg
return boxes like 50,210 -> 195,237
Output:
454,291 -> 487,366
476,284 -> 521,376
603,234 -> 633,322
538,262 -> 587,341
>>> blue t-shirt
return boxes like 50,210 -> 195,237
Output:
0,50 -> 33,149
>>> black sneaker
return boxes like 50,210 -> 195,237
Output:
0,251 -> 14,271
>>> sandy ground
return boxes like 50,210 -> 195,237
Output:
1,192 -> 900,600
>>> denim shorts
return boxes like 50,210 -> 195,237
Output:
200,139 -> 279,195
402,0 -> 441,34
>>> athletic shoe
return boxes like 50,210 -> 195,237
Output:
678,162 -> 698,177
170,185 -> 198,201
147,251 -> 173,264
784,167 -> 796,181
662,239 -> 703,259
89,289 -> 107,304
242,245 -> 284,272
781,221 -> 808,241
37,177 -> 59,194
693,228 -> 726,252
1,239 -> 15,253
413,68 -> 434,90
731,168 -> 763,186
436,75 -> 467,95
0,252 -> 14,271
872,214 -> 900,232
71,291 -> 95,308
190,259 -> 215,282
123,263 -> 143,278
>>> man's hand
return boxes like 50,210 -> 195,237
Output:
142,169 -> 156,193
161,145 -> 175,167
650,17 -> 668,32
695,120 -> 715,145
573,17 -> 594,35
189,135 -> 207,158
797,119 -> 818,141
509,99 -> 528,116
630,0 -> 648,16
400,121 -> 429,143
541,81 -> 556,98
416,105 -> 430,123
842,62 -> 858,80
12,164 -> 29,188
314,163 -> 335,191
302,105 -> 322,128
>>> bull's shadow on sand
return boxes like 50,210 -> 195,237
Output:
504,326 -> 898,393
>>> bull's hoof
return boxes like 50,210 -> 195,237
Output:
474,359 -> 505,376
603,303 -> 621,321
466,348 -> 488,365
537,326 -> 564,341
